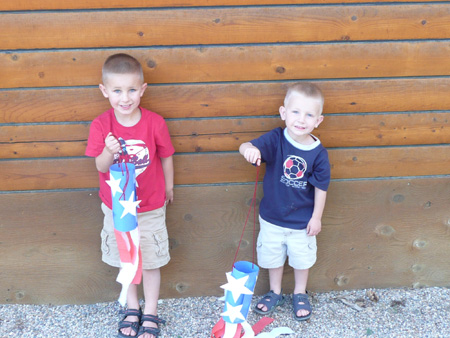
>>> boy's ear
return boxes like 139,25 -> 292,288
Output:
99,84 -> 109,98
315,115 -> 324,128
279,106 -> 286,120
139,83 -> 148,97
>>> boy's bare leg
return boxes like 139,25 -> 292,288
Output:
293,268 -> 310,317
120,283 -> 140,337
119,269 -> 160,338
140,268 -> 161,338
257,266 -> 284,312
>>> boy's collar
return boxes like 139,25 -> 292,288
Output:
283,128 -> 321,151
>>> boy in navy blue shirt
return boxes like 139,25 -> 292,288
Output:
239,83 -> 330,321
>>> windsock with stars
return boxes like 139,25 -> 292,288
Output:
107,162 -> 142,306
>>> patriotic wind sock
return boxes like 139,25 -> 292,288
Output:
220,261 -> 259,338
107,162 -> 142,306
212,261 -> 293,338
211,165 -> 295,338
211,261 -> 295,337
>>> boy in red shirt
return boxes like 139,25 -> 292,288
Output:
86,53 -> 174,338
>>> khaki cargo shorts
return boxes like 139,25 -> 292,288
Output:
100,203 -> 170,270
257,216 -> 317,270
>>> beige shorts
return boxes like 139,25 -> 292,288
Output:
257,216 -> 317,270
100,203 -> 170,270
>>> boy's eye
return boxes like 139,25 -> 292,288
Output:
129,89 -> 136,93
113,90 -> 121,94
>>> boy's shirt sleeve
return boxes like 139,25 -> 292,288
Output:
85,118 -> 107,158
154,117 -> 175,158
309,147 -> 331,191
250,128 -> 281,164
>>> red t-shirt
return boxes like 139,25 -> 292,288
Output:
85,107 -> 175,212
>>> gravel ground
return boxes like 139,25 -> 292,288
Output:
1,287 -> 449,338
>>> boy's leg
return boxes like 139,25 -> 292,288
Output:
269,266 -> 284,295
256,217 -> 288,312
293,268 -> 310,317
286,227 -> 316,318
119,283 -> 140,337
134,206 -> 168,338
140,268 -> 161,338
142,268 -> 160,315
257,266 -> 284,312
119,269 -> 161,337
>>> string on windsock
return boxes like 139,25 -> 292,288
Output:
106,139 -> 142,306
212,165 -> 295,338
212,166 -> 264,338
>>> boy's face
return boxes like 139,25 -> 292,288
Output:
279,93 -> 324,143
99,72 -> 147,119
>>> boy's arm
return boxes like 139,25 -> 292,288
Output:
239,142 -> 261,166
161,155 -> 174,204
95,132 -> 121,173
306,187 -> 327,236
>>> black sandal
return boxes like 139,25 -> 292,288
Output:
292,292 -> 312,321
118,308 -> 142,338
137,314 -> 166,337
253,290 -> 285,315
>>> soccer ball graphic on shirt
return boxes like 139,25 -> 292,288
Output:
283,155 -> 307,180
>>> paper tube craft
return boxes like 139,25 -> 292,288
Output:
219,261 -> 259,338
211,166 -> 294,338
107,162 -> 142,306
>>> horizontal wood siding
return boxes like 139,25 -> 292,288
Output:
2,112 -> 450,158
2,5 -> 450,49
1,0 -> 449,304
2,179 -> 449,303
2,146 -> 450,190
1,0 -> 446,11
3,42 -> 450,88
2,78 -> 450,123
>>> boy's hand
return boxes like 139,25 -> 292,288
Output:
306,218 -> 322,236
104,132 -> 121,155
166,188 -> 174,204
243,147 -> 261,166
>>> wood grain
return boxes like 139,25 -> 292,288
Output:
2,178 -> 449,304
2,41 -> 449,88
311,177 -> 450,291
0,190 -> 119,304
2,5 -> 449,49
1,0 -> 449,304
2,112 -> 449,158
1,0 -> 444,11
1,145 -> 449,191
2,78 -> 449,123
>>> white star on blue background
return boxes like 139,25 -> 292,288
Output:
221,302 -> 246,323
106,175 -> 123,197
220,272 -> 254,303
119,191 -> 141,218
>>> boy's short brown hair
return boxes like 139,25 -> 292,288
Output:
102,53 -> 144,83
284,83 -> 324,113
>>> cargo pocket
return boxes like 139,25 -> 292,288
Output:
100,229 -> 110,255
308,236 -> 317,251
153,227 -> 169,257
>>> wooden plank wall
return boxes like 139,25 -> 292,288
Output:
1,0 -> 449,305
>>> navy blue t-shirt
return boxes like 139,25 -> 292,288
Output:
251,128 -> 330,230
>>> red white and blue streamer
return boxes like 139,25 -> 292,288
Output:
107,162 -> 142,306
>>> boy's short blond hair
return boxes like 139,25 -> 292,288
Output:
284,83 -> 324,114
102,53 -> 144,83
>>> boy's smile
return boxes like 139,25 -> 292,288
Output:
279,93 -> 324,144
99,73 -> 147,125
